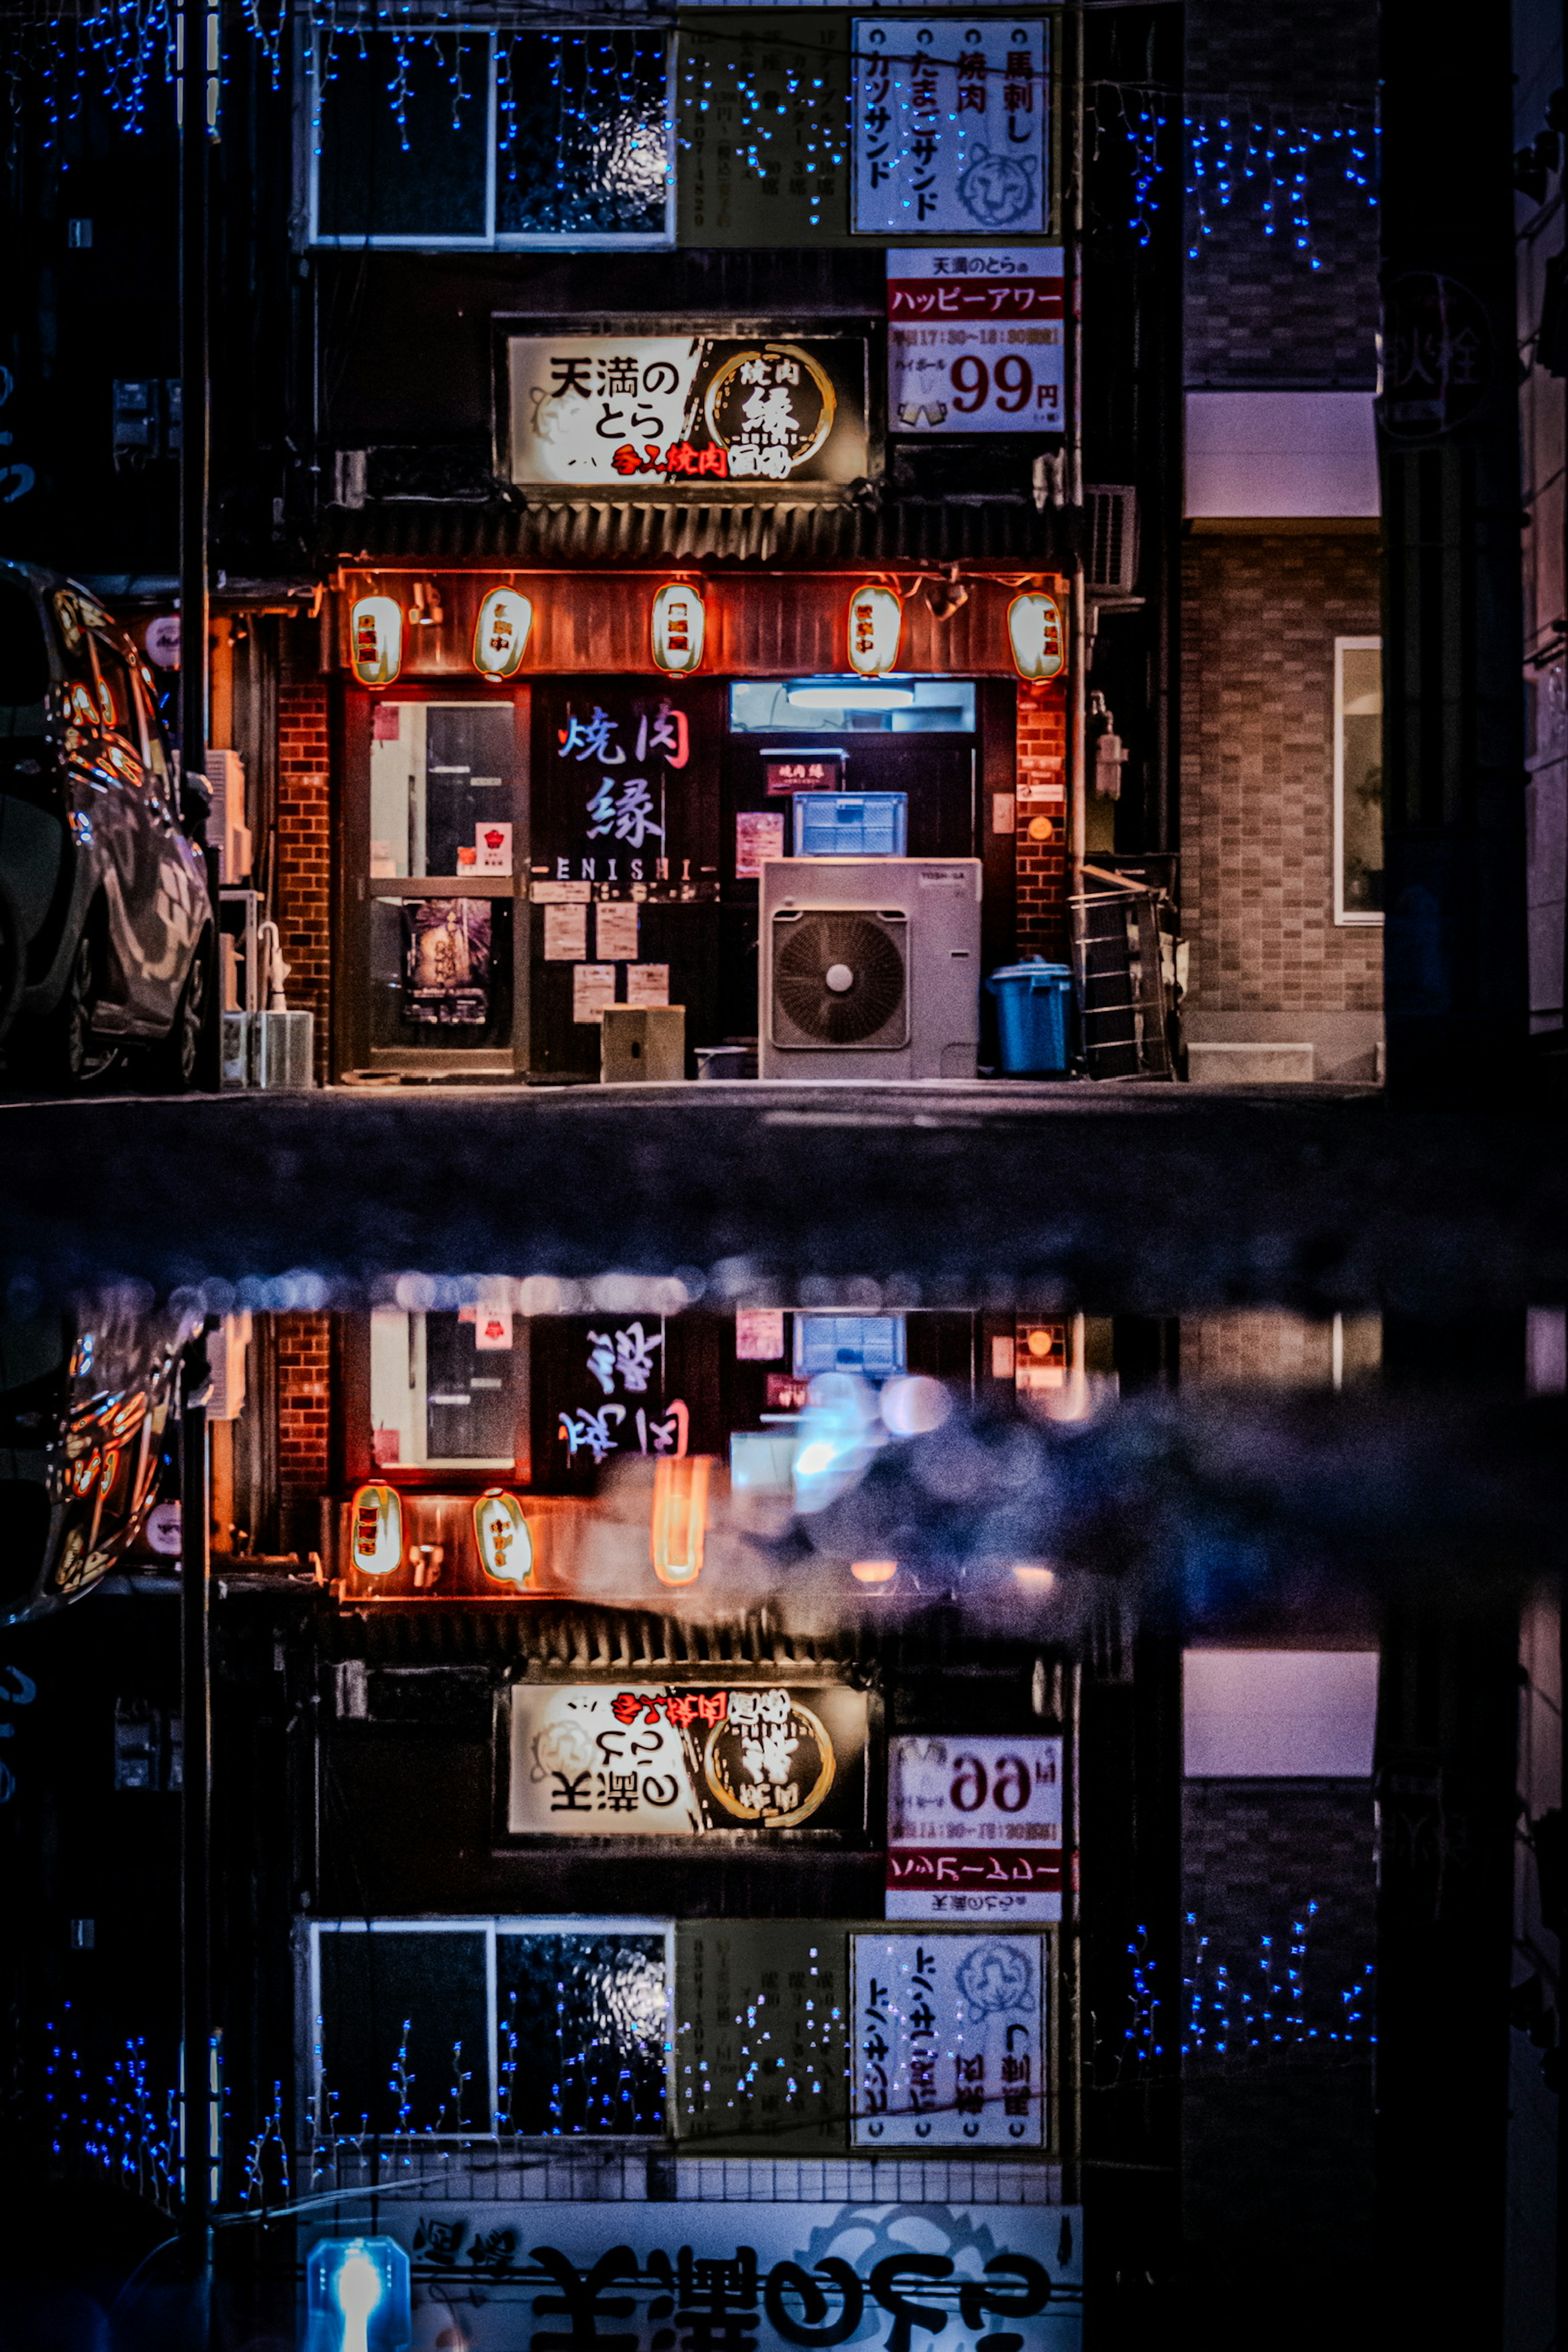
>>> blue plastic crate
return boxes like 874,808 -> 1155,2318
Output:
792,791 -> 908,858
793,1314 -> 908,1379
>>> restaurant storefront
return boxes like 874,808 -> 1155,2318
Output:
327,564 -> 1070,1080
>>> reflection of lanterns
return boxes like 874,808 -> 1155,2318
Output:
349,596 -> 403,688
473,588 -> 533,682
847,584 -> 902,677
474,1489 -> 534,1585
1007,591 -> 1065,682
650,1455 -> 711,1586
651,581 -> 705,675
349,1482 -> 402,1576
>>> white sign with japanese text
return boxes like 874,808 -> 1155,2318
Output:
348,2199 -> 1085,2352
852,1931 -> 1048,2146
852,21 -> 1050,237
887,1736 -> 1064,1921
509,336 -> 868,488
508,1683 -> 869,1837
888,249 -> 1063,432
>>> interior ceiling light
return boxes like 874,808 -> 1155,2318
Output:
787,681 -> 916,711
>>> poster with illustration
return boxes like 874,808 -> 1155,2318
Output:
852,21 -> 1051,237
403,900 -> 493,1025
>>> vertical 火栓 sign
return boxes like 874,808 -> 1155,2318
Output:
852,1930 -> 1049,2146
888,249 -> 1064,432
886,1735 -> 1064,1920
852,20 -> 1050,237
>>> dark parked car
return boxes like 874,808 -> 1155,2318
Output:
0,560 -> 211,1087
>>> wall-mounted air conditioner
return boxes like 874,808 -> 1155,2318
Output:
759,856 -> 981,1080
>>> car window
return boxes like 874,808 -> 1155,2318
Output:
89,635 -> 141,750
132,669 -> 176,804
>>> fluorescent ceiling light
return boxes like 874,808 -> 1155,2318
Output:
787,682 -> 916,710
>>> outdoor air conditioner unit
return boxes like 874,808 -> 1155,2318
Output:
759,856 -> 982,1080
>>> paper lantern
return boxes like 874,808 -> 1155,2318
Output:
473,1489 -> 534,1585
348,1483 -> 402,1577
1007,591 -> 1066,682
846,583 -> 903,676
651,581 -> 706,675
473,587 -> 533,682
650,1455 -> 711,1586
348,595 -> 402,688
851,1560 -> 898,1584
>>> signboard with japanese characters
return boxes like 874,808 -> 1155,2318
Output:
337,2199 -> 1085,2352
508,336 -> 869,489
888,249 -> 1064,432
852,1931 -> 1049,2147
506,1682 -> 871,1837
886,1736 -> 1064,1922
530,685 -> 721,900
852,21 -> 1051,238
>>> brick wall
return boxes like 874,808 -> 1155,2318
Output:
1184,0 -> 1379,388
1015,682 -> 1068,959
277,1311 -> 332,1556
1180,531 -> 1383,1076
278,636 -> 332,1082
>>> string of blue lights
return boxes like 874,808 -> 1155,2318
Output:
4,9 -> 1376,264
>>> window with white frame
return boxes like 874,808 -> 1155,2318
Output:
307,1919 -> 673,2138
309,29 -> 673,247
1334,637 -> 1383,923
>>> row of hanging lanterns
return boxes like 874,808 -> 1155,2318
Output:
347,580 -> 1066,688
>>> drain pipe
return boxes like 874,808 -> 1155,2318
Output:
1066,0 -> 1088,906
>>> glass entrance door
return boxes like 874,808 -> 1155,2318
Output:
345,688 -> 530,1075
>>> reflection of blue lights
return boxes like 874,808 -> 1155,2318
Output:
306,2238 -> 410,2352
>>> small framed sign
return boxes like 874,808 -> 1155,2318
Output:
764,752 -> 845,795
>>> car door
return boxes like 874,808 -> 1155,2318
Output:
87,629 -> 184,1027
129,659 -> 205,1016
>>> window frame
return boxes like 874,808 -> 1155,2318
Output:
305,1915 -> 676,2140
306,25 -> 676,252
1333,633 -> 1383,928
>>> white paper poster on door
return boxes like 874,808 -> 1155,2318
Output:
852,1930 -> 1048,2146
852,21 -> 1050,237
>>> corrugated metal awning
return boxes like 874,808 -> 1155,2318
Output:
324,496 -> 1069,570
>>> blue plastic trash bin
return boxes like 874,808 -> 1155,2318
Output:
986,960 -> 1075,1075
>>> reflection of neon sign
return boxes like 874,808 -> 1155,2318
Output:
474,1489 -> 534,1585
349,1483 -> 402,1577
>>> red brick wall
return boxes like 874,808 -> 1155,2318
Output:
277,1311 -> 332,1556
1015,682 -> 1068,959
277,646 -> 332,1082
